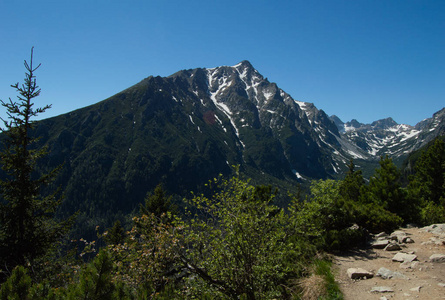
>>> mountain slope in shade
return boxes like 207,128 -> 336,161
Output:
30,61 -> 343,222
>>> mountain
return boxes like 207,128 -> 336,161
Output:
17,60 -> 443,233
331,108 -> 445,163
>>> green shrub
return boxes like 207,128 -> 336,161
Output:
421,201 -> 445,225
0,266 -> 32,300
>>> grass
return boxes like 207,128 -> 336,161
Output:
297,257 -> 344,300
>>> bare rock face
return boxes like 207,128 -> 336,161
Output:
347,268 -> 374,279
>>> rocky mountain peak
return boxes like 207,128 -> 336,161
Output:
371,117 -> 398,130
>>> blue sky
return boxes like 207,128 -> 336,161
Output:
0,1 -> 444,125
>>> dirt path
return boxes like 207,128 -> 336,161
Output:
334,225 -> 445,300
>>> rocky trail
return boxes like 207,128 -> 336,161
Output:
334,224 -> 445,300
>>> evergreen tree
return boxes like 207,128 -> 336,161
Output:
0,48 -> 71,277
367,155 -> 412,222
66,250 -> 116,299
140,184 -> 176,222
412,138 -> 445,205
339,160 -> 365,203
104,220 -> 125,246
407,138 -> 445,224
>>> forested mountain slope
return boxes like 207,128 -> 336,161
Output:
18,61 -> 443,231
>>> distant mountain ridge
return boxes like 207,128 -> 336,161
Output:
331,107 -> 445,159
22,60 -> 444,232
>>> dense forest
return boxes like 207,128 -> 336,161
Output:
0,50 -> 444,299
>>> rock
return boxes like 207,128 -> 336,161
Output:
384,242 -> 402,251
370,286 -> 394,293
400,261 -> 421,269
375,232 -> 388,238
438,283 -> 445,288
372,239 -> 390,249
429,253 -> 445,263
422,224 -> 445,235
392,252 -> 417,263
397,234 -> 409,243
409,286 -> 422,292
376,267 -> 408,279
347,268 -> 374,279
405,237 -> 415,243
391,230 -> 406,237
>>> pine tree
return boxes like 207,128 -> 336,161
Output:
407,138 -> 445,224
367,155 -> 413,222
412,138 -> 445,205
0,48 -> 71,277
140,184 -> 176,222
339,160 -> 365,203
104,220 -> 125,245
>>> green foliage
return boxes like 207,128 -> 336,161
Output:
0,48 -> 72,279
366,156 -> 416,223
292,179 -> 364,251
140,184 -> 176,223
0,266 -> 32,300
65,250 -> 117,299
294,177 -> 402,251
339,160 -> 365,203
420,201 -> 445,225
176,174 -> 311,299
407,138 -> 445,225
104,220 -> 126,246
354,202 -> 402,233
106,212 -> 181,298
312,259 -> 343,300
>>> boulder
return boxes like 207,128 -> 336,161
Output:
347,268 -> 374,279
392,252 -> 417,263
376,267 -> 408,279
429,253 -> 445,263
405,237 -> 414,243
374,232 -> 388,238
384,243 -> 401,251
390,230 -> 406,237
372,240 -> 390,249
422,224 -> 445,235
400,261 -> 420,269
397,235 -> 410,243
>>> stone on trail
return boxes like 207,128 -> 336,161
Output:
376,267 -> 408,279
347,268 -> 374,279
375,232 -> 388,238
370,286 -> 394,293
422,224 -> 445,235
429,253 -> 445,263
384,242 -> 402,251
372,239 -> 390,249
392,252 -> 417,263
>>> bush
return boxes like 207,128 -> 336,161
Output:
420,201 -> 445,225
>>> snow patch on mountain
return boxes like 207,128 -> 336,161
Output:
207,68 -> 245,147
